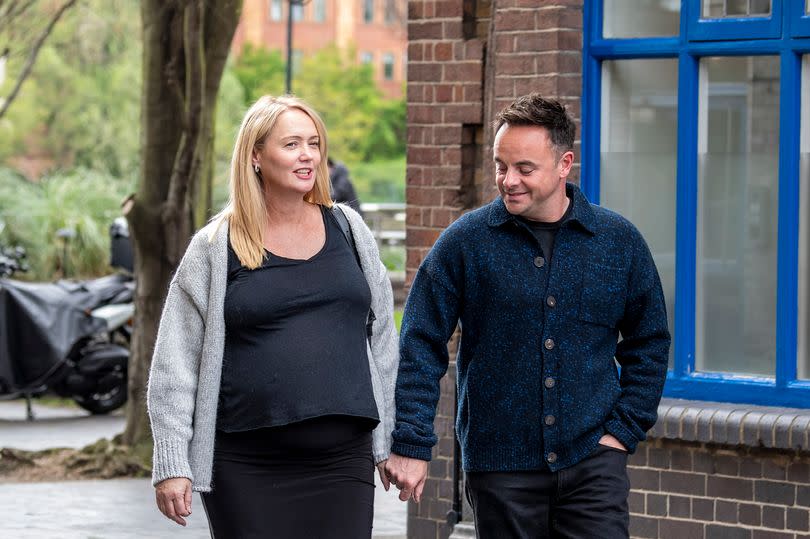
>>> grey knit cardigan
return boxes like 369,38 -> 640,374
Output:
147,204 -> 399,492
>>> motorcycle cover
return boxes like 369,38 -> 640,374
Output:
0,274 -> 130,393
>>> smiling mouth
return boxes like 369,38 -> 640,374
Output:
293,168 -> 313,177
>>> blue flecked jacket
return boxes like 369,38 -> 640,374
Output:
391,183 -> 671,472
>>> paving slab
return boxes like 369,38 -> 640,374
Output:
0,400 -> 407,538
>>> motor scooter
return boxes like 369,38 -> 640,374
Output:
0,219 -> 134,419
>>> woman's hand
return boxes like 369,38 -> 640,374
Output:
376,460 -> 390,491
155,477 -> 193,526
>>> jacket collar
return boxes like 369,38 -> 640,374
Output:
487,182 -> 597,235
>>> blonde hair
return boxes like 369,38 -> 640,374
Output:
212,95 -> 333,269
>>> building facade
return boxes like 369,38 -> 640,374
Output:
233,0 -> 407,98
404,1 -> 810,538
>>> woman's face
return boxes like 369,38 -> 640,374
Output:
253,108 -> 321,197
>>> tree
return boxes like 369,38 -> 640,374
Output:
0,0 -> 79,119
121,0 -> 241,447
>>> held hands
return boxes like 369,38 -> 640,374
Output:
155,477 -> 193,526
598,433 -> 627,451
383,453 -> 429,503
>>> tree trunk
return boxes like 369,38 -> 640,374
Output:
122,0 -> 241,447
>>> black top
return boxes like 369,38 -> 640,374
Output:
217,206 -> 379,432
519,194 -> 574,263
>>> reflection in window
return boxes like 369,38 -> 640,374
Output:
313,0 -> 326,22
292,2 -> 304,22
600,59 -> 678,369
364,0 -> 374,23
799,56 -> 810,379
604,0 -> 680,38
270,0 -> 282,21
383,53 -> 395,80
695,56 -> 780,376
385,0 -> 397,24
702,0 -> 771,18
360,51 -> 374,65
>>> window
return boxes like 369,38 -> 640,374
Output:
364,0 -> 374,23
383,53 -> 395,80
269,0 -> 282,21
291,2 -> 303,22
583,2 -> 810,407
385,0 -> 397,25
360,51 -> 374,65
313,0 -> 326,22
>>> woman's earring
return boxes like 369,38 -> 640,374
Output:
254,164 -> 260,174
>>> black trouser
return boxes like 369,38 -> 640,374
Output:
465,445 -> 630,539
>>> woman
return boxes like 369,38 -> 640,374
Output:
147,95 -> 399,538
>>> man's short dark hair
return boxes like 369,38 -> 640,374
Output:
494,94 -> 575,153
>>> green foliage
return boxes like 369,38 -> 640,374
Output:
231,45 -> 406,163
0,0 -> 142,179
347,157 -> 405,203
0,168 -> 131,280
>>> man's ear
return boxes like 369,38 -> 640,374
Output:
558,150 -> 575,178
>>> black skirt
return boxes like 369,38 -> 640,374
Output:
201,415 -> 377,539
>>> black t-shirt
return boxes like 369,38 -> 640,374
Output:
519,195 -> 573,262
216,206 -> 379,432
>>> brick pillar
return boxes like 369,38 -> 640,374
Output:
405,2 -> 583,538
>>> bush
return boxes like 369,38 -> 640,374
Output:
0,168 -> 131,280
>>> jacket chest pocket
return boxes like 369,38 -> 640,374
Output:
578,263 -> 627,328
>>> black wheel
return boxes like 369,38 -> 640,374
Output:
73,373 -> 127,415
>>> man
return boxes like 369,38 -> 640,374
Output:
328,157 -> 363,215
385,94 -> 670,538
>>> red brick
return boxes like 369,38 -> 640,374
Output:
435,0 -> 463,18
496,10 -> 537,31
442,147 -> 461,166
406,207 -> 425,226
464,39 -> 484,61
406,186 -> 439,206
440,187 -> 464,208
514,76 -> 556,96
496,34 -> 515,53
434,42 -> 453,61
408,146 -> 442,165
409,62 -> 443,82
430,208 -> 457,227
408,42 -> 424,62
424,1 -> 435,18
406,248 -> 425,270
433,84 -> 452,102
409,227 -> 442,247
442,20 -> 464,39
495,76 -> 514,97
519,31 -> 559,52
408,104 -> 436,123
444,103 -> 482,123
428,166 -> 462,187
409,20 -> 443,40
498,55 -> 536,75
433,125 -> 462,145
443,62 -> 481,82
406,165 -> 424,185
558,29 -> 582,50
408,2 -> 424,20
463,83 -> 483,102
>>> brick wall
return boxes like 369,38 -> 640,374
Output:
629,439 -> 810,539
405,1 -> 583,538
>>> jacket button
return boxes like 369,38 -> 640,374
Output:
534,256 -> 545,268
545,415 -> 555,426
544,377 -> 555,388
544,338 -> 555,350
547,452 -> 557,463
546,296 -> 556,308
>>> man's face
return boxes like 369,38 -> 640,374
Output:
493,124 -> 573,222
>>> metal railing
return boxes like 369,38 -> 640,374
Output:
361,202 -> 406,247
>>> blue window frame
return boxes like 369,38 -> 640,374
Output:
583,0 -> 810,407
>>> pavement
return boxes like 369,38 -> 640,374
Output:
0,400 -> 407,538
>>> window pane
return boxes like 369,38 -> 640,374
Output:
383,53 -> 395,80
696,56 -> 779,376
799,55 -> 810,379
702,0 -> 771,18
600,59 -> 678,369
360,51 -> 374,64
385,0 -> 397,24
314,0 -> 326,22
292,3 -> 303,22
270,0 -> 282,21
603,0 -> 680,38
364,0 -> 374,23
